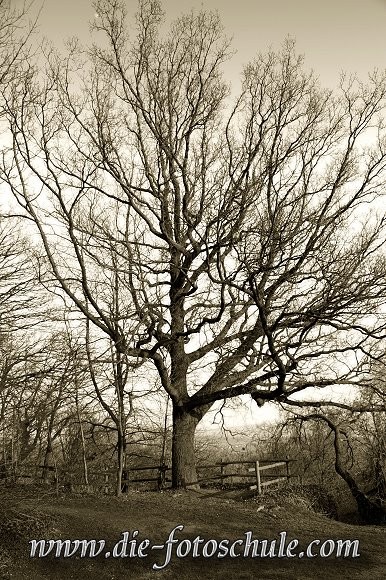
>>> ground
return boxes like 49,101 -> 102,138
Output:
0,485 -> 384,579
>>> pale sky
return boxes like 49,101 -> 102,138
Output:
34,0 -> 386,87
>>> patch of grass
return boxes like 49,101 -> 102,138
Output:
0,486 -> 384,579
244,483 -> 339,519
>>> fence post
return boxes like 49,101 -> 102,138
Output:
220,460 -> 224,487
286,460 -> 290,482
255,461 -> 262,494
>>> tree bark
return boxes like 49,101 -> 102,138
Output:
116,428 -> 125,496
332,424 -> 385,524
171,405 -> 199,489
305,414 -> 386,524
42,435 -> 53,484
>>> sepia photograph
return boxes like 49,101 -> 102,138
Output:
0,0 -> 385,578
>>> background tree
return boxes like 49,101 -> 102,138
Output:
2,0 -> 386,488
0,0 -> 43,333
284,410 -> 385,523
0,0 -> 36,86
274,359 -> 386,523
0,331 -> 83,477
0,220 -> 45,332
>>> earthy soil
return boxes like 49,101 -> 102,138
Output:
0,485 -> 384,579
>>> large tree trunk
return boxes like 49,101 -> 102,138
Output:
171,406 -> 199,489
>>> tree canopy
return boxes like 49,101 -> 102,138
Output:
1,0 -> 386,488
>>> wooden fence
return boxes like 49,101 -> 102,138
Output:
1,463 -> 171,492
3,459 -> 294,494
194,459 -> 294,493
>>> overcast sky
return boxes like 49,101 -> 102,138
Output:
36,0 -> 386,87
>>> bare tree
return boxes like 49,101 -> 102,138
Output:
0,219 -> 47,333
84,319 -> 136,496
0,0 -> 36,86
3,0 -> 386,489
0,0 -> 43,332
281,411 -> 386,523
0,331 -> 82,476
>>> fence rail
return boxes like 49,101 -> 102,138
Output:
186,459 -> 295,493
2,458 -> 295,494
